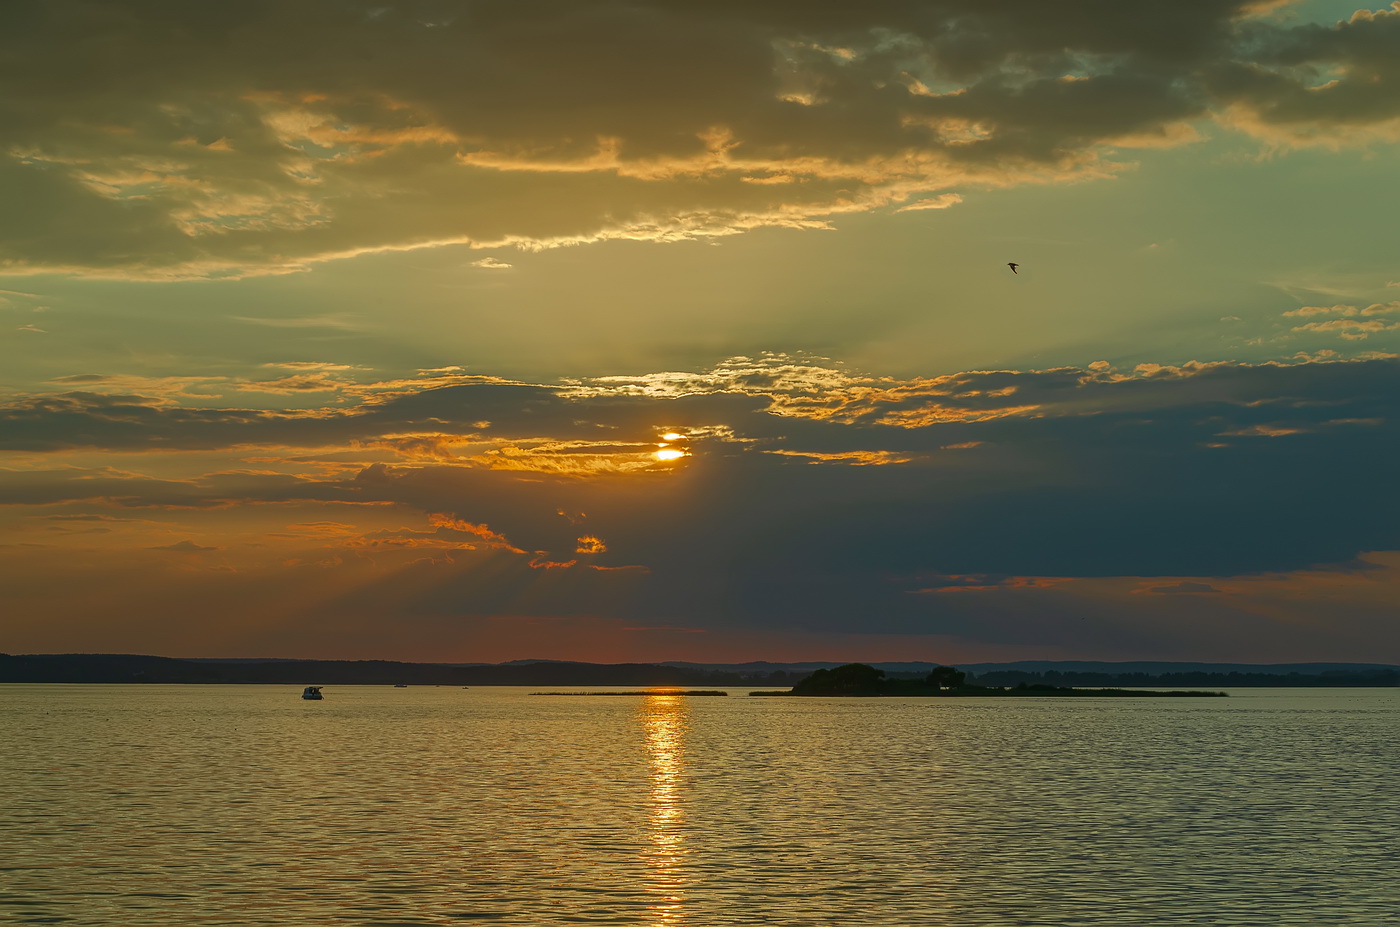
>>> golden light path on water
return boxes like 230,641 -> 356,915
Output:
640,692 -> 690,926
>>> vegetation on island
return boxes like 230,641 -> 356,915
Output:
750,663 -> 1227,697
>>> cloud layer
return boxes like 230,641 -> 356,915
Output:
3,352 -> 1397,659
5,0 -> 1400,277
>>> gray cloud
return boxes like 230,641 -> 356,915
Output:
3,1 -> 1395,277
1212,5 -> 1400,142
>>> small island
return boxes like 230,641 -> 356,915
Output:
750,664 -> 1226,697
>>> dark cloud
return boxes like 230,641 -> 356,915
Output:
1213,5 -> 1400,140
0,465 -> 375,509
2,1 -> 1395,277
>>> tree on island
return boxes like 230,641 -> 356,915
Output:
925,666 -> 967,690
790,663 -> 887,695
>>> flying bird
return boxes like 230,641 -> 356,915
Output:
1007,262 -> 1019,274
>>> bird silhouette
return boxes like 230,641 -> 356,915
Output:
1007,262 -> 1019,274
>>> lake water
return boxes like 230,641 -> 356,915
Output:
2,685 -> 1397,926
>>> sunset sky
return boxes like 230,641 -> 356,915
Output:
3,0 -> 1399,664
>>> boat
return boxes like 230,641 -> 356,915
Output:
301,686 -> 323,700
393,683 -> 408,688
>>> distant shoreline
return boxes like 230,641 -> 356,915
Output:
2,653 -> 1396,687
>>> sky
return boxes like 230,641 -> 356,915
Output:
3,0 -> 1399,665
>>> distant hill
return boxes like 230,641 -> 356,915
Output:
1,654 -> 1396,686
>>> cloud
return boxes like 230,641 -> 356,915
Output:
1292,318 -> 1400,340
1284,304 -> 1355,317
236,374 -> 352,395
470,257 -> 513,269
231,314 -> 364,330
1,355 -> 1397,627
4,395 -> 1400,659
264,361 -> 363,371
44,374 -> 231,403
1209,4 -> 1400,148
275,521 -> 359,538
575,535 -> 607,554
895,194 -> 963,212
3,1 -> 1397,278
1285,301 -> 1400,319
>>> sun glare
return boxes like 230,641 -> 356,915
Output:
655,431 -> 689,462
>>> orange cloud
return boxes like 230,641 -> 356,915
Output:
1293,319 -> 1399,340
766,449 -> 913,465
426,513 -> 522,552
529,557 -> 578,570
1218,424 -> 1306,437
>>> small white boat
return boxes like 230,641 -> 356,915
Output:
302,686 -> 323,700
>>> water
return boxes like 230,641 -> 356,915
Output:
2,685 -> 1397,926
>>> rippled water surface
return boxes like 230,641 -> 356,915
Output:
3,685 -> 1398,926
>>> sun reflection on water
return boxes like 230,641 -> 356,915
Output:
640,692 -> 689,926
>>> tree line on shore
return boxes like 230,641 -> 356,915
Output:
1,653 -> 1394,687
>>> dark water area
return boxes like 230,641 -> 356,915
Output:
3,685 -> 1397,925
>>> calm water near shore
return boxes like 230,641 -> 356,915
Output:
3,685 -> 1397,926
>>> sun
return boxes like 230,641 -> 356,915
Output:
654,431 -> 689,461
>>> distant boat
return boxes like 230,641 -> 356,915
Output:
302,686 -> 323,700
393,684 -> 408,688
